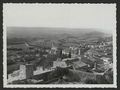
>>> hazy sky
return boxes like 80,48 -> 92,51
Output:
3,4 -> 116,33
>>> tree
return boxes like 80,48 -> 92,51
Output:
68,51 -> 71,58
84,78 -> 98,84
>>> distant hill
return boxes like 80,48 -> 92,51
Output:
78,31 -> 108,40
7,27 -> 89,38
7,27 -> 111,42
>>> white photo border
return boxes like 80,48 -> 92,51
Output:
3,3 -> 117,88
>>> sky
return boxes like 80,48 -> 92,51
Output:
3,4 -> 116,34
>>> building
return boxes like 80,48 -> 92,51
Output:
50,42 -> 57,54
21,64 -> 34,79
52,58 -> 67,69
100,57 -> 113,70
8,64 -> 34,83
72,60 -> 88,70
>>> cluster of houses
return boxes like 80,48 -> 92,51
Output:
7,38 -> 113,84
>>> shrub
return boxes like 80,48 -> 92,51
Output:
84,78 -> 98,84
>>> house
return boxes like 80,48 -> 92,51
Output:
72,60 -> 88,70
8,64 -> 34,83
52,58 -> 67,69
101,57 -> 111,64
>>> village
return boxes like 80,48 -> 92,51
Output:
7,36 -> 113,84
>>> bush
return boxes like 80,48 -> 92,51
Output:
103,68 -> 113,84
84,78 -> 98,84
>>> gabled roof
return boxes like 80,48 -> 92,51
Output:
73,60 -> 87,68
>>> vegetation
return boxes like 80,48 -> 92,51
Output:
84,78 -> 98,84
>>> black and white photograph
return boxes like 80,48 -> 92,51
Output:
3,4 -> 117,88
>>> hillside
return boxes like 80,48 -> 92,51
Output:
7,27 -> 111,46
